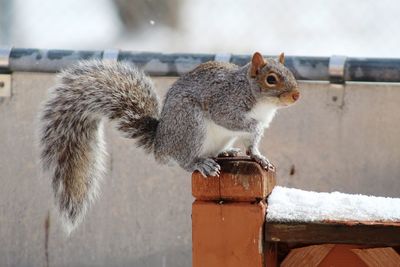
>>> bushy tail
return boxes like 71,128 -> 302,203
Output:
39,60 -> 160,233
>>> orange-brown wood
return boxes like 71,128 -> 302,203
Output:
192,157 -> 276,201
281,244 -> 335,267
191,172 -> 220,199
265,242 -> 278,267
351,247 -> 400,267
319,245 -> 368,267
192,201 -> 266,267
279,244 -> 400,266
265,221 -> 400,246
192,158 -> 273,267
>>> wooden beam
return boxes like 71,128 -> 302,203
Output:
192,156 -> 276,201
265,242 -> 278,267
265,221 -> 400,246
351,247 -> 400,266
280,244 -> 335,267
192,201 -> 266,267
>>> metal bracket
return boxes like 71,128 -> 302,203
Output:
102,49 -> 120,62
329,55 -> 347,84
0,47 -> 12,69
0,74 -> 11,97
0,47 -> 12,98
327,55 -> 347,108
214,53 -> 232,63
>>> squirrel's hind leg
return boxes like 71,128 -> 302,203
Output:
155,100 -> 221,176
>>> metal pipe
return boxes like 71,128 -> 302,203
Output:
2,48 -> 400,82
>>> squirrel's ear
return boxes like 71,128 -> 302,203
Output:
279,52 -> 285,64
251,52 -> 266,77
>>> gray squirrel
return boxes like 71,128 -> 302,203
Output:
39,52 -> 299,232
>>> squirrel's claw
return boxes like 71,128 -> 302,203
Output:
194,158 -> 221,178
249,153 -> 274,171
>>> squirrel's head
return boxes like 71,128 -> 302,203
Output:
248,52 -> 300,107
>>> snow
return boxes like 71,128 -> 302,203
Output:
266,186 -> 400,223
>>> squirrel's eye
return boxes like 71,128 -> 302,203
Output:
266,74 -> 278,86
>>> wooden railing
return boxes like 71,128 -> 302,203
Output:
191,157 -> 400,266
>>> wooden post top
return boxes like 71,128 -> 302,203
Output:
192,156 -> 276,201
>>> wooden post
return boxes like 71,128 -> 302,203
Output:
192,157 -> 276,267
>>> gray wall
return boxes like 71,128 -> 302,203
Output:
1,73 -> 399,266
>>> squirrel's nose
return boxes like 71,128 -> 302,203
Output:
279,90 -> 300,105
292,91 -> 300,101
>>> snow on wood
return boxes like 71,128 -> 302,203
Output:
266,186 -> 400,222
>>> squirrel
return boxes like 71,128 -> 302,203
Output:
39,52 -> 299,233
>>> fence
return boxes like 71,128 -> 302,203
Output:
191,157 -> 400,266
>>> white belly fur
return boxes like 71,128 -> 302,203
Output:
201,100 -> 278,157
248,99 -> 278,128
201,120 -> 248,157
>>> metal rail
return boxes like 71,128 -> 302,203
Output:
1,48 -> 400,83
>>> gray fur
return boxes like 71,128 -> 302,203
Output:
39,60 -> 160,232
155,59 -> 298,175
39,55 -> 298,232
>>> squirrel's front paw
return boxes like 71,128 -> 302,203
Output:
248,153 -> 274,171
218,148 -> 241,157
193,158 -> 221,177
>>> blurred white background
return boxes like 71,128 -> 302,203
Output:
1,0 -> 399,56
